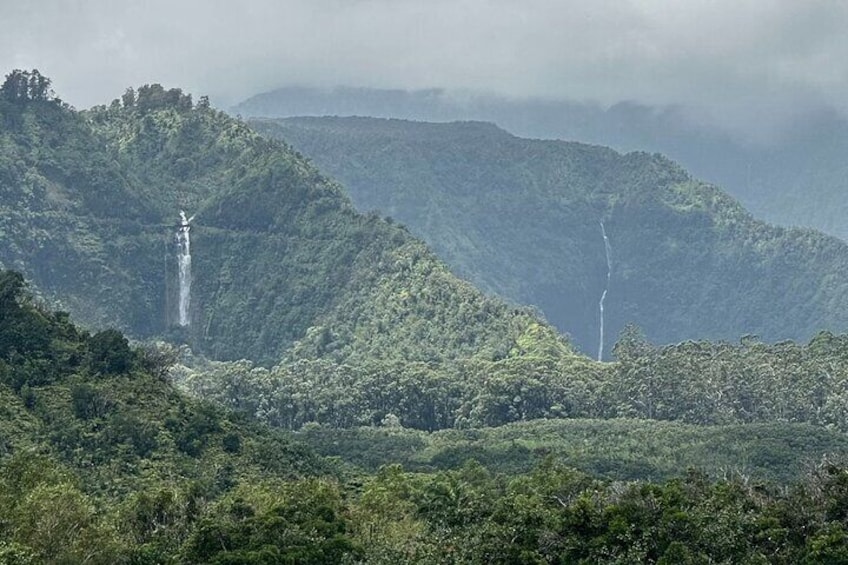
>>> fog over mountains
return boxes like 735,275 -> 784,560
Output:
236,86 -> 848,242
4,1 -> 848,129
5,0 -> 848,242
5,2 -> 848,561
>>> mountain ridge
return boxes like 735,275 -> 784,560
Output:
235,86 -> 848,242
252,115 -> 848,357
0,72 -> 571,366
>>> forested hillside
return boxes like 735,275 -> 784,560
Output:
3,269 -> 848,563
235,86 -> 848,242
0,71 -> 567,365
252,116 -> 848,357
175,327 -> 848,475
0,269 -> 362,562
8,70 -> 848,563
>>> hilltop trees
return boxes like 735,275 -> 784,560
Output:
0,69 -> 56,103
124,83 -> 193,113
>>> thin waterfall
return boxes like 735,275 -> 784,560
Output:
598,220 -> 612,361
176,210 -> 194,326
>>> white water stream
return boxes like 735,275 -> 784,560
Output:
598,221 -> 612,361
176,210 -> 194,326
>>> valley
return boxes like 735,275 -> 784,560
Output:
2,69 -> 848,562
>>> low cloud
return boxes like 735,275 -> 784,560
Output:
2,0 -> 846,137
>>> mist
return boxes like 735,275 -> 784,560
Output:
2,0 -> 847,141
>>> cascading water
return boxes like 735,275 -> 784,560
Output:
598,221 -> 612,361
176,210 -> 194,326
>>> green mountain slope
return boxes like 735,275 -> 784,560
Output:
251,116 -> 848,357
234,86 -> 848,243
0,268 -> 328,488
0,71 -> 568,365
0,268 -> 365,562
5,285 -> 848,564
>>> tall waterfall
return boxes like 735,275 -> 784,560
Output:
598,221 -> 612,361
176,210 -> 194,326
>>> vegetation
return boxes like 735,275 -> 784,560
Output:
234,85 -> 848,244
174,326 -> 848,434
289,419 -> 848,484
252,116 -> 848,358
339,458 -> 848,564
0,70 -> 568,366
4,276 -> 848,563
8,71 -> 848,562
0,268 -> 363,562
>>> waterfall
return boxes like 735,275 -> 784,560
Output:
598,221 -> 612,361
176,210 -> 194,326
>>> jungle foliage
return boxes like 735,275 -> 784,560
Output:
4,281 -> 848,563
252,116 -> 848,358
176,327 -> 848,435
0,268 -> 359,562
290,419 -> 848,484
0,71 -> 562,366
7,72 -> 848,563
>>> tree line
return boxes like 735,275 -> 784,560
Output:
174,324 -> 848,433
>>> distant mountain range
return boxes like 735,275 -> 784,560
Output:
252,115 -> 848,357
235,86 -> 848,241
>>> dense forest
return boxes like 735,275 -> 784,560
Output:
252,116 -> 848,358
235,86 -> 848,243
6,70 -> 848,563
173,327 -> 848,486
0,267 -> 344,562
1,270 -> 848,562
174,328 -> 848,432
0,70 -> 566,366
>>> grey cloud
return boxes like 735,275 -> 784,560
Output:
2,0 -> 847,137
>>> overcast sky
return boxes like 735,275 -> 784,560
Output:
2,0 -> 847,135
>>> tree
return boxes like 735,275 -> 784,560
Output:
138,341 -> 179,381
26,70 -> 52,101
181,480 -> 362,564
87,329 -> 134,375
0,69 -> 54,102
1,70 -> 29,101
13,483 -> 118,563
0,271 -> 51,363
613,323 -> 654,362
121,87 -> 136,108
70,383 -> 110,420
